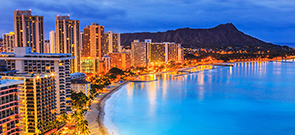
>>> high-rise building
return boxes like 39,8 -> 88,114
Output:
148,42 -> 179,63
2,73 -> 56,134
0,79 -> 24,135
109,52 -> 131,70
131,39 -> 183,67
131,40 -> 149,68
49,30 -> 55,53
82,23 -> 106,58
14,10 -> 44,53
55,15 -> 81,73
0,47 -> 74,114
106,31 -> 121,53
44,40 -> 50,53
3,32 -> 15,53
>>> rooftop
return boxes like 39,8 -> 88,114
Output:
71,79 -> 90,84
0,79 -> 24,87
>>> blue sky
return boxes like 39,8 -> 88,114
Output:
1,0 -> 295,44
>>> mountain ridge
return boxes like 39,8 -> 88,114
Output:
121,23 -> 278,49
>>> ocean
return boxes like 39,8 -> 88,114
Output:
104,60 -> 295,135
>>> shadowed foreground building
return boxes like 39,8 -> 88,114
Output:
0,79 -> 24,135
2,73 -> 56,134
0,47 -> 74,114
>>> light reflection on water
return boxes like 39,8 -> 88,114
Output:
109,61 -> 295,135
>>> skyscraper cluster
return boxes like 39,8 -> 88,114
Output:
0,9 -> 184,135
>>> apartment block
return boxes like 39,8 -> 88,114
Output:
0,79 -> 24,135
0,47 -> 74,114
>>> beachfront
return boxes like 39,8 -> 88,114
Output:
85,82 -> 128,135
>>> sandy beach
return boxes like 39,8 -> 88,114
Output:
85,81 -> 129,135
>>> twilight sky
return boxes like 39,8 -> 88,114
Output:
1,0 -> 295,44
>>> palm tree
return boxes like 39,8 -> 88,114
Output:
46,121 -> 54,131
53,120 -> 60,129
77,120 -> 90,135
38,120 -> 46,135
60,113 -> 68,124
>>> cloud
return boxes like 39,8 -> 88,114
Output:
0,0 -> 295,42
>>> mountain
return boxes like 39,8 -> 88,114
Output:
121,23 -> 279,49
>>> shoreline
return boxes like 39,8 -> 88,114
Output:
86,81 -> 129,135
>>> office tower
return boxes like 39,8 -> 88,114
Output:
109,52 -> 131,70
131,40 -> 149,67
14,10 -> 44,53
106,31 -> 121,53
0,47 -> 74,114
2,73 -> 56,134
55,15 -> 80,73
0,79 -> 24,135
3,32 -> 15,53
82,23 -> 107,58
49,30 -> 55,53
44,40 -> 50,53
70,72 -> 91,97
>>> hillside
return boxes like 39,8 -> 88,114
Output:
121,23 -> 281,49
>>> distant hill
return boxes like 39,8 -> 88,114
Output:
121,23 -> 281,49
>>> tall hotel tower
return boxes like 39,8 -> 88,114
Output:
14,10 -> 44,53
82,23 -> 106,58
55,15 -> 81,73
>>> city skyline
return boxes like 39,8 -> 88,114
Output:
0,0 -> 295,43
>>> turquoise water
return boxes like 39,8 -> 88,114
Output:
104,61 -> 295,135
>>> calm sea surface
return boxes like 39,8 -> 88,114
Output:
104,60 -> 295,135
